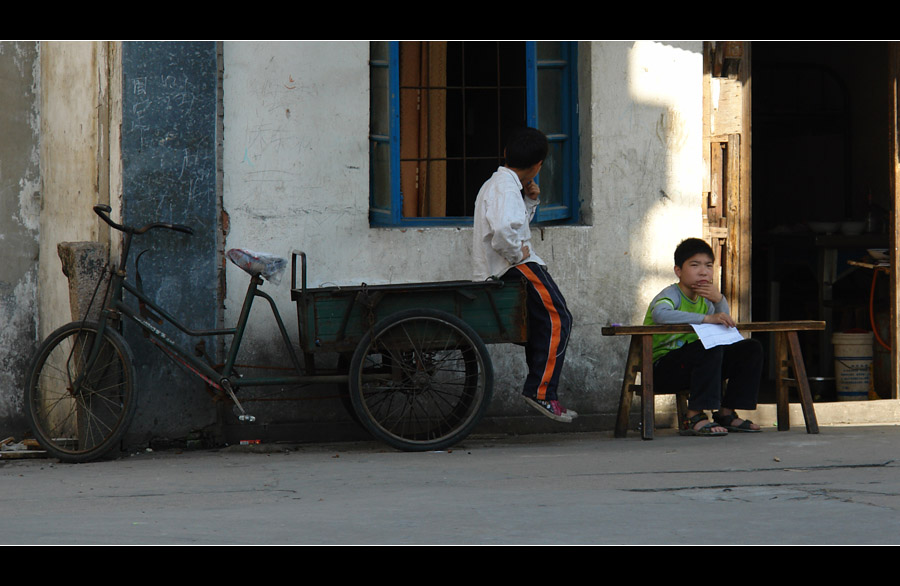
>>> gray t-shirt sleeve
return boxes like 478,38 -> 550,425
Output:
649,284 -> 730,324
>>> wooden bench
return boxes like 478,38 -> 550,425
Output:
601,321 -> 825,439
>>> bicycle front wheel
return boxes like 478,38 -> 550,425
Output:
25,321 -> 136,463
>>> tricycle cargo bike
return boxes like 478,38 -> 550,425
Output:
24,206 -> 527,462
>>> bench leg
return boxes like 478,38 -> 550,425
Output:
775,332 -> 790,431
641,335 -> 655,440
615,336 -> 641,438
774,331 -> 820,434
787,331 -> 820,434
675,392 -> 688,428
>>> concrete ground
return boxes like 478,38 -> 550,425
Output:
3,422 -> 900,545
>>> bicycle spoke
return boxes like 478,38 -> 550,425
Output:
350,311 -> 492,450
26,322 -> 135,462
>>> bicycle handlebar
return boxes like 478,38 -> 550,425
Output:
94,204 -> 194,236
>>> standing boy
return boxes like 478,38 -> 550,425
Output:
472,127 -> 576,423
644,238 -> 762,436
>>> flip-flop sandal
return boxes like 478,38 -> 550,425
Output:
714,411 -> 762,433
679,412 -> 727,436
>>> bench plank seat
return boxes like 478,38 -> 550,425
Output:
601,321 -> 824,439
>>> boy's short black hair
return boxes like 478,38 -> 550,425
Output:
674,238 -> 715,267
504,127 -> 549,169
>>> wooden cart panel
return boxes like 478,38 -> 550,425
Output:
292,280 -> 527,353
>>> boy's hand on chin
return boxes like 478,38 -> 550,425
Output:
692,281 -> 723,303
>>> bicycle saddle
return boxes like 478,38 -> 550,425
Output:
226,248 -> 288,285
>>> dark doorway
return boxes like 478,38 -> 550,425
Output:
751,41 -> 892,400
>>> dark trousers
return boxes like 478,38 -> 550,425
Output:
653,338 -> 763,412
502,263 -> 572,401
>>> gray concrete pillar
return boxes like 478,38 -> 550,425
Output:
57,242 -> 110,323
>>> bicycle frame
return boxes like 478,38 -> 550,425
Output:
80,211 -> 347,422
30,205 -> 519,460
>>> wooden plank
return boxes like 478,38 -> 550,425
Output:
710,77 -> 743,136
709,141 -> 724,221
726,134 -> 743,321
739,44 -> 753,322
702,42 -> 752,331
890,42 -> 900,399
702,43 -> 712,197
707,226 -> 728,239
602,321 -> 825,336
301,279 -> 527,351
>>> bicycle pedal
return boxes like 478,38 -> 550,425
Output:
238,414 -> 256,423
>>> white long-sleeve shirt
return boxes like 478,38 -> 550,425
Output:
472,166 -> 545,281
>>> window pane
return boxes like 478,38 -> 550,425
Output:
500,87 -> 527,142
532,41 -> 577,223
369,41 -> 578,225
465,88 -> 501,157
370,42 -> 393,218
539,142 -> 563,207
499,43 -> 526,86
370,40 -> 389,62
370,69 -> 390,137
538,68 -> 562,134
371,141 -> 391,210
445,88 -> 464,157
463,41 -> 498,87
370,42 -> 390,137
536,41 -> 562,61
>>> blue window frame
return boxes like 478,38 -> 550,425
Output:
369,41 -> 578,227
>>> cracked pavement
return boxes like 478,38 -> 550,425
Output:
2,425 -> 900,544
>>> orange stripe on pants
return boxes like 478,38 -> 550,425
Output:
516,264 -> 563,400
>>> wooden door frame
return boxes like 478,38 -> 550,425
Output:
706,41 -> 900,400
703,41 -> 752,322
890,42 -> 900,398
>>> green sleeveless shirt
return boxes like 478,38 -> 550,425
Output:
643,283 -> 712,362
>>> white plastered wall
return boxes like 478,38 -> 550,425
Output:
222,40 -> 704,416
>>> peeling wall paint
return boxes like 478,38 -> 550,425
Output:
0,42 -> 41,428
38,42 -> 108,340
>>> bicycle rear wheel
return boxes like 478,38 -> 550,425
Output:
348,309 -> 493,452
25,321 -> 136,463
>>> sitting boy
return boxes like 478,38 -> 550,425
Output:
472,127 -> 575,423
643,238 -> 763,436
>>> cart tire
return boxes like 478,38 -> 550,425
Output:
348,309 -> 493,451
24,321 -> 136,463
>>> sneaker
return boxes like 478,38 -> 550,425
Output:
523,396 -> 575,423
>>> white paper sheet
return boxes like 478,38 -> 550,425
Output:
690,323 -> 745,349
